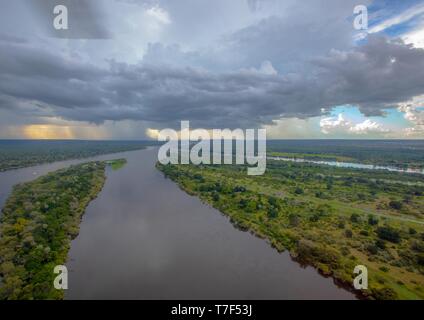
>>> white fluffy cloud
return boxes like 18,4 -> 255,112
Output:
398,95 -> 424,136
320,114 -> 389,136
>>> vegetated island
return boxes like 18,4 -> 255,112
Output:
0,140 -> 154,172
0,159 -> 124,299
105,158 -> 127,171
157,161 -> 424,300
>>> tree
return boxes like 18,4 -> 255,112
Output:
368,215 -> 379,226
376,226 -> 400,244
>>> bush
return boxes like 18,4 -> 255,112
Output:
309,214 -> 320,222
295,240 -> 340,269
350,213 -> 360,223
267,196 -> 279,208
212,193 -> 220,202
294,187 -> 304,195
345,229 -> 353,238
417,254 -> 424,266
267,208 -> 278,219
389,200 -> 403,210
288,214 -> 300,227
409,228 -> 417,235
368,215 -> 379,226
233,186 -> 246,193
375,239 -> 386,249
367,244 -> 378,255
315,191 -> 323,198
376,226 -> 401,244
371,287 -> 398,300
411,241 -> 424,253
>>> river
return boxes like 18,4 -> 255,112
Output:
268,156 -> 424,175
0,147 -> 355,299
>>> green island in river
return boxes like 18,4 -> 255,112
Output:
157,160 -> 424,300
0,159 -> 125,300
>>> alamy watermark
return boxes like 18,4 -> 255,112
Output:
157,121 -> 267,175
53,265 -> 68,290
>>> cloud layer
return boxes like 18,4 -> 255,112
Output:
1,0 -> 424,138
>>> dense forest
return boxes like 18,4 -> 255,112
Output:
0,140 -> 155,172
157,160 -> 424,300
0,161 -> 109,299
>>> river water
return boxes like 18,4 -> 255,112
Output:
0,147 -> 355,299
268,156 -> 424,175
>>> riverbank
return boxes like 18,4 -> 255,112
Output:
157,161 -> 424,300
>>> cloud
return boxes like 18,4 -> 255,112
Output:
320,113 -> 389,136
350,119 -> 389,134
0,0 -> 423,139
398,95 -> 424,136
313,36 -> 424,116
320,114 -> 351,134
1,33 -> 424,133
403,23 -> 424,48
368,2 -> 424,34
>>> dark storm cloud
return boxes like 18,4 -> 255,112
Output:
314,36 -> 424,115
1,34 -> 424,129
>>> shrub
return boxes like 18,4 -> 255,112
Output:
367,244 -> 378,255
379,266 -> 389,272
267,208 -> 278,219
212,193 -> 220,202
295,240 -> 340,269
350,213 -> 360,223
233,186 -> 246,193
360,230 -> 369,236
411,241 -> 424,253
371,287 -> 398,300
294,187 -> 304,195
376,226 -> 401,244
388,200 -> 403,210
375,239 -> 386,249
268,196 -> 279,208
345,229 -> 353,238
309,214 -> 320,222
368,215 -> 379,226
417,254 -> 424,266
288,214 -> 300,227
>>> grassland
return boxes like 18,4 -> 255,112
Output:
157,160 -> 424,300
0,161 -> 108,299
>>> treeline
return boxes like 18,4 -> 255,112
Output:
0,140 -> 155,172
267,140 -> 424,169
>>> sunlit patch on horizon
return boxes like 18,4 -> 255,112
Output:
23,124 -> 75,139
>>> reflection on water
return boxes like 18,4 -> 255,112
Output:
269,157 -> 424,175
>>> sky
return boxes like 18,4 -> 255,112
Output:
0,0 -> 424,140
